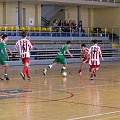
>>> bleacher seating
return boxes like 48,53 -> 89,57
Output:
0,25 -> 118,65
6,39 -> 120,64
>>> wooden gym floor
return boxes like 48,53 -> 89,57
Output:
0,61 -> 120,120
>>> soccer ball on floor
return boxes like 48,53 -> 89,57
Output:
62,71 -> 67,77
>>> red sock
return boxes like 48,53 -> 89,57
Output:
94,69 -> 96,73
26,67 -> 30,78
23,66 -> 28,75
90,73 -> 94,78
79,69 -> 82,72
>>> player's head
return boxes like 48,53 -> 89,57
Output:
66,41 -> 72,47
92,40 -> 98,44
2,34 -> 8,42
81,43 -> 86,48
22,31 -> 27,38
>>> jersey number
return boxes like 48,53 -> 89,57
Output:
92,48 -> 98,59
22,42 -> 27,53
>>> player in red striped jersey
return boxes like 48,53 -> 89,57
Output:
88,40 -> 104,81
14,31 -> 33,80
78,43 -> 89,75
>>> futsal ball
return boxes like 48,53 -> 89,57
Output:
62,72 -> 67,77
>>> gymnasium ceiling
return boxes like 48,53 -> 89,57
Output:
0,0 -> 119,7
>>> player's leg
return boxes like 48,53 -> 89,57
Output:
43,55 -> 59,75
93,65 -> 100,77
0,57 -> 9,81
78,62 -> 83,75
25,62 -> 31,80
20,58 -> 30,80
4,63 -> 9,80
23,58 -> 30,80
89,65 -> 95,81
60,56 -> 67,74
43,62 -> 57,75
0,58 -> 4,80
79,58 -> 89,75
61,64 -> 67,74
20,62 -> 29,80
20,63 -> 26,80
0,64 -> 4,80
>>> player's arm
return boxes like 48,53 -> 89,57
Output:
80,50 -> 83,59
87,48 -> 91,59
66,49 -> 73,57
7,48 -> 14,57
29,40 -> 33,50
14,42 -> 19,52
99,48 -> 104,61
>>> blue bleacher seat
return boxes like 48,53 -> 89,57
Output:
11,32 -> 16,36
30,33 -> 35,36
52,33 -> 60,37
72,33 -> 79,37
61,33 -> 70,37
7,32 -> 11,36
40,33 -> 51,37
81,33 -> 86,37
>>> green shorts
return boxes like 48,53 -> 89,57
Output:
53,54 -> 67,64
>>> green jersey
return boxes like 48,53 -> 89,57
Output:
0,42 -> 7,59
58,45 -> 68,55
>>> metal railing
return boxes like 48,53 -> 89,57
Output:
0,25 -> 120,43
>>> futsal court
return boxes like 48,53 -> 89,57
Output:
0,61 -> 120,120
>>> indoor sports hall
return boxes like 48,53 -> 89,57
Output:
0,0 -> 120,120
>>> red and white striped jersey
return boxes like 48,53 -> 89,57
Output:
81,47 -> 89,58
15,38 -> 33,58
88,44 -> 102,65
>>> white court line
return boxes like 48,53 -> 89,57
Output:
68,110 -> 120,120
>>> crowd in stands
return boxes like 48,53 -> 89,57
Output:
53,19 -> 84,33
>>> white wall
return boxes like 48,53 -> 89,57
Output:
65,6 -> 78,23
23,3 -> 35,26
6,2 -> 17,25
93,7 -> 120,28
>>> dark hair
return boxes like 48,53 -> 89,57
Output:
22,31 -> 27,38
66,41 -> 71,44
81,43 -> 86,47
2,34 -> 7,39
92,40 -> 98,44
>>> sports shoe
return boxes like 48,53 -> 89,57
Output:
27,77 -> 31,80
0,78 -> 4,81
43,69 -> 47,76
4,74 -> 9,80
20,72 -> 25,80
61,69 -> 65,74
90,77 -> 94,81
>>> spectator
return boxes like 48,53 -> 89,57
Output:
69,20 -> 73,27
72,20 -> 77,27
72,20 -> 77,31
53,19 -> 58,27
53,19 -> 59,32
64,20 -> 69,26
58,20 -> 63,27
78,20 -> 83,33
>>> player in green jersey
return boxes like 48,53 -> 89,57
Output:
0,35 -> 11,80
43,41 -> 73,76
